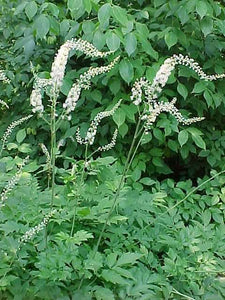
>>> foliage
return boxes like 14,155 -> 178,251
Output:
1,0 -> 225,299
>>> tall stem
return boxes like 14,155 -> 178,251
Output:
50,93 -> 57,207
70,144 -> 88,236
94,117 -> 143,254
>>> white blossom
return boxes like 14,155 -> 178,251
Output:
50,38 -> 113,90
19,209 -> 57,243
63,57 -> 120,115
0,156 -> 29,208
143,98 -> 205,132
0,100 -> 9,109
1,115 -> 33,153
76,99 -> 122,146
97,129 -> 118,152
0,70 -> 10,84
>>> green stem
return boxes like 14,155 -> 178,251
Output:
93,117 -> 142,255
70,144 -> 88,237
50,95 -> 57,207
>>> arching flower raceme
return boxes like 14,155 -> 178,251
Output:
50,38 -> 113,90
142,98 -> 205,132
76,99 -> 122,146
63,57 -> 120,115
132,55 -> 225,107
19,209 -> 57,244
30,38 -> 118,115
131,54 -> 225,132
0,156 -> 29,208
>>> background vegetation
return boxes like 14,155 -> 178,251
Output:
1,0 -> 225,299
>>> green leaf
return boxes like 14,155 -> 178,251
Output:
16,129 -> 26,144
188,129 -> 206,149
25,1 -> 38,21
192,82 -> 205,94
93,30 -> 105,50
119,59 -> 134,84
94,287 -> 115,300
124,32 -> 137,56
98,3 -> 111,28
202,210 -> 211,226
83,0 -> 92,14
34,15 -> 50,39
112,5 -> 128,26
165,31 -> 178,49
178,130 -> 188,147
18,143 -> 32,153
68,0 -> 82,10
113,108 -> 126,127
116,252 -> 142,267
177,82 -> 188,99
106,32 -> 120,51
118,123 -> 128,137
196,1 -> 208,19
101,270 -> 127,285
139,177 -> 155,186
200,17 -> 213,36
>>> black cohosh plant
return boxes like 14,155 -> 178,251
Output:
1,38 -> 225,297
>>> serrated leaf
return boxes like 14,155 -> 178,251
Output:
113,108 -> 126,127
101,270 -> 127,285
106,32 -> 120,51
94,286 -> 115,300
165,31 -> 178,49
177,82 -> 188,99
116,252 -> 142,267
25,1 -> 38,20
34,14 -> 50,39
125,32 -> 137,56
178,130 -> 188,147
119,59 -> 134,84
16,129 -> 26,144
196,1 -> 208,19
98,3 -> 111,28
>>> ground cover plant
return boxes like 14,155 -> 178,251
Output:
1,0 -> 225,299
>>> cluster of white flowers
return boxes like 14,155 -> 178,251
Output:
30,38 -> 118,116
143,98 -> 205,132
132,54 -> 225,107
0,69 -> 10,84
97,129 -> 118,152
0,100 -> 9,109
172,54 -> 225,81
63,57 -> 119,115
30,87 -> 44,114
76,99 -> 122,145
0,156 -> 29,208
130,54 -> 225,132
1,115 -> 33,152
19,209 -> 57,244
130,77 -> 147,105
50,38 -> 113,90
